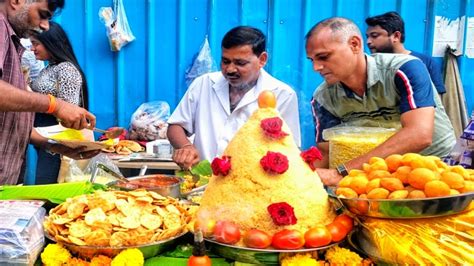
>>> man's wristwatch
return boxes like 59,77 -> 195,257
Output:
336,164 -> 349,177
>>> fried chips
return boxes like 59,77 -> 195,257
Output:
44,190 -> 190,247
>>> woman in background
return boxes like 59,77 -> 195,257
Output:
30,21 -> 89,184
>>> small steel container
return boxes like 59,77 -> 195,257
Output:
109,174 -> 183,198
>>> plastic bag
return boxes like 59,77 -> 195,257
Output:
0,201 -> 45,265
98,0 -> 135,52
60,154 -> 120,184
323,126 -> 396,168
185,36 -> 217,87
360,209 -> 474,264
129,101 -> 170,141
444,111 -> 474,168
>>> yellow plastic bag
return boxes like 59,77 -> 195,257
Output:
360,207 -> 474,265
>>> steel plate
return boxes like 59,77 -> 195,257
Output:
327,186 -> 474,219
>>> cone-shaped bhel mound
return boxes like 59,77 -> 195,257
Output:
197,92 -> 335,243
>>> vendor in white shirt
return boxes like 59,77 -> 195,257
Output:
167,26 -> 301,169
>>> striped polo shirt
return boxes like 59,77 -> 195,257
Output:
311,53 -> 456,157
0,14 -> 34,184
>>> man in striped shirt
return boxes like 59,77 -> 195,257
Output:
305,17 -> 455,186
0,0 -> 98,184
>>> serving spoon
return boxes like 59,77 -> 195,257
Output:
92,127 -> 124,139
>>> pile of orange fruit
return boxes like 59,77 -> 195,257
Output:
336,153 -> 474,199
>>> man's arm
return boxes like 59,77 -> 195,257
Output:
0,80 -> 96,129
167,124 -> 200,169
30,129 -> 100,160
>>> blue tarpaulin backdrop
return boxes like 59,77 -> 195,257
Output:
26,0 -> 474,184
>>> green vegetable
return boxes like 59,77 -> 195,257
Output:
144,256 -> 230,266
379,202 -> 417,217
0,182 -> 104,204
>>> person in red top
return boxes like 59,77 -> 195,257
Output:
0,0 -> 99,185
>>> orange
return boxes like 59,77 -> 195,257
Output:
407,168 -> 436,189
388,190 -> 409,199
368,157 -> 388,172
393,166 -> 412,185
401,153 -> 422,166
460,181 -> 474,193
380,177 -> 404,192
366,178 -> 381,194
384,154 -> 403,173
367,188 -> 390,199
335,187 -> 358,198
449,189 -> 460,195
338,176 -> 353,188
257,90 -> 276,108
349,169 -> 365,177
368,170 -> 391,180
450,165 -> 469,178
349,176 -> 369,195
424,180 -> 450,198
407,190 -> 426,199
440,171 -> 465,189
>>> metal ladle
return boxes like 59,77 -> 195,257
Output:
92,127 -> 125,139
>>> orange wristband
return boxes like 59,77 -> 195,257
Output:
46,94 -> 57,114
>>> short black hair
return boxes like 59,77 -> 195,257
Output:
365,11 -> 405,43
33,21 -> 88,109
221,26 -> 266,56
46,0 -> 65,13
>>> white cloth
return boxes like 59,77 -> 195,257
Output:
168,69 -> 301,161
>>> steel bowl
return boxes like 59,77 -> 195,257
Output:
327,186 -> 474,219
205,238 -> 339,265
108,174 -> 183,198
346,230 -> 391,264
45,231 -> 186,260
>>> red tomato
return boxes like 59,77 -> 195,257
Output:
304,226 -> 332,248
243,229 -> 272,249
271,229 -> 305,250
213,221 -> 241,244
333,214 -> 354,232
326,222 -> 348,242
188,255 -> 212,266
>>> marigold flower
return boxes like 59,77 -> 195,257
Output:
111,248 -> 144,266
41,243 -> 71,266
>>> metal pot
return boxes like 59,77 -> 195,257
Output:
108,174 -> 183,198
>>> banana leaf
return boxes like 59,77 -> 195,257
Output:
0,182 -> 105,204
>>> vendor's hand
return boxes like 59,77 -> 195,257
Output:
316,168 -> 343,186
50,144 -> 101,160
173,144 -> 200,170
53,99 -> 96,130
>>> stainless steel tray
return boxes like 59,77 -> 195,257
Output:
45,231 -> 186,259
205,238 -> 338,265
346,230 -> 391,264
327,186 -> 474,219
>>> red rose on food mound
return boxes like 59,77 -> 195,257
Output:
267,202 -> 297,225
260,117 -> 288,139
300,146 -> 323,171
211,156 -> 231,176
260,151 -> 289,174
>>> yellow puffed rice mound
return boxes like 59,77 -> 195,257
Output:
198,108 -> 335,241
